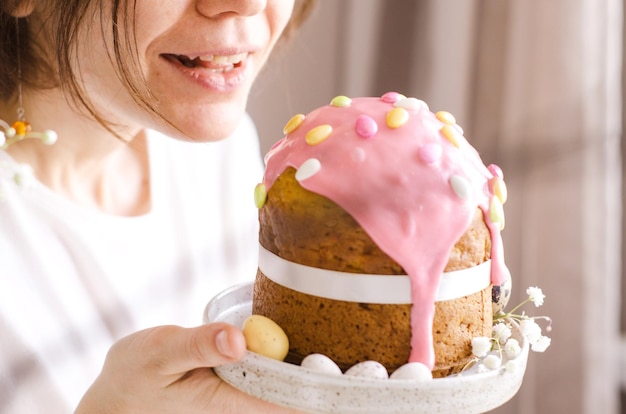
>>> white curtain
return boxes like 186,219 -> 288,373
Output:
249,1 -> 624,412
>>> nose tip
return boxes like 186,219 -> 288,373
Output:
196,0 -> 267,18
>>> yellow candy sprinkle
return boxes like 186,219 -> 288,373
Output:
330,95 -> 352,107
436,111 -> 456,125
386,107 -> 409,129
490,197 -> 505,231
254,183 -> 267,209
489,177 -> 508,204
440,125 -> 461,148
283,114 -> 305,135
306,124 -> 333,145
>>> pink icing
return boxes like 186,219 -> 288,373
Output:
262,94 -> 510,370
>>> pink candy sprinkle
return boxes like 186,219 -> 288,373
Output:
381,92 -> 403,104
418,143 -> 443,164
355,114 -> 378,138
488,164 -> 504,179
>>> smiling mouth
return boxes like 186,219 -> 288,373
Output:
165,53 -> 247,73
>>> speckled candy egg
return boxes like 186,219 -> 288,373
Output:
389,362 -> 433,381
242,315 -> 289,361
492,273 -> 512,314
344,361 -> 389,379
301,354 -> 343,376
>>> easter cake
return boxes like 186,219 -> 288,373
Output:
252,93 -> 510,377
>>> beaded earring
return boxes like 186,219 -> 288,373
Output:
0,17 -> 57,150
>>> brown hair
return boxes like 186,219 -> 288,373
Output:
0,0 -> 316,130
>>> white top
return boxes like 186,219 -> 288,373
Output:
0,115 -> 263,413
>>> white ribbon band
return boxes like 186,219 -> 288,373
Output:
258,245 -> 491,304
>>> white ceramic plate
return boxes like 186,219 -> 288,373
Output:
204,283 -> 528,414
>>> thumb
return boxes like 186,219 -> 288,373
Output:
120,323 -> 247,376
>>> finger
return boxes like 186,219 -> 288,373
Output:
119,323 -> 247,377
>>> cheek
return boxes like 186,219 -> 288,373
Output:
270,0 -> 297,38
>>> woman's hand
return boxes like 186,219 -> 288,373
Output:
75,323 -> 302,413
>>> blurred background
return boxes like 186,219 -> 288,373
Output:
248,1 -> 624,413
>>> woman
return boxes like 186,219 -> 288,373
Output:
0,0 -> 313,412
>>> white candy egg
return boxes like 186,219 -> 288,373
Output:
344,361 -> 389,379
389,362 -> 433,381
242,315 -> 289,361
300,354 -> 343,376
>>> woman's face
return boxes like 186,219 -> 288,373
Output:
78,0 -> 295,141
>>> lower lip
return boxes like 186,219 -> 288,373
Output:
161,55 -> 248,93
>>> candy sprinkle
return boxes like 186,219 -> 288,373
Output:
330,95 -> 352,107
440,124 -> 461,148
450,175 -> 472,200
351,147 -> 366,162
254,183 -> 267,208
489,177 -> 508,204
305,124 -> 333,145
436,111 -> 456,125
355,114 -> 378,138
381,91 -> 405,103
488,164 -> 504,179
395,97 -> 428,112
418,143 -> 443,164
283,114 -> 305,135
386,107 -> 409,129
296,158 -> 322,182
490,197 -> 506,230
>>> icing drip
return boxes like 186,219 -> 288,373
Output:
262,94 -> 509,370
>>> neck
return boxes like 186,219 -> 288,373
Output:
1,90 -> 152,217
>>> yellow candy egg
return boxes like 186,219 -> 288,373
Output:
440,125 -> 461,148
386,107 -> 409,129
436,111 -> 456,125
242,315 -> 289,361
283,114 -> 305,135
305,124 -> 333,145
489,177 -> 508,204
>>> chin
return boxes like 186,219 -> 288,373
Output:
160,104 -> 247,143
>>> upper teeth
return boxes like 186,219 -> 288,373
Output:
189,53 -> 247,64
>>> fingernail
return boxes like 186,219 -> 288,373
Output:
215,330 -> 236,359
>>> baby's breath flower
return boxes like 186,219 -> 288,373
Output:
520,319 -> 542,344
531,335 -> 551,352
469,284 -> 552,375
526,286 -> 545,307
471,337 -> 492,358
483,354 -> 502,370
493,322 -> 512,344
503,338 -> 521,359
